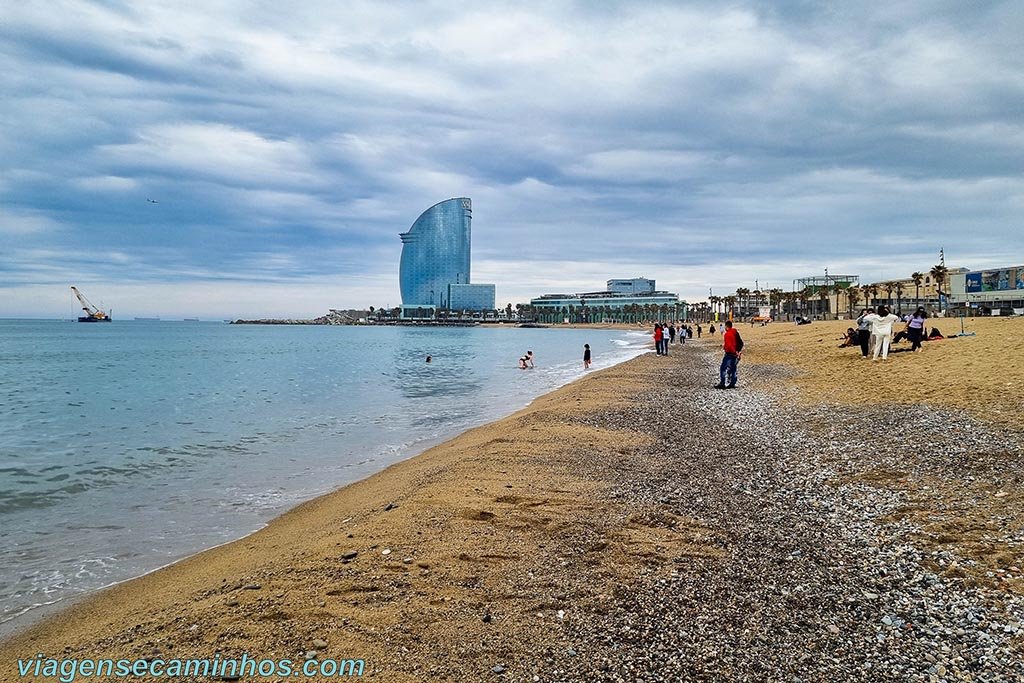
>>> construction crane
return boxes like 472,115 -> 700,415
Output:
71,286 -> 112,322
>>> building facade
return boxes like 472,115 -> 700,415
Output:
950,266 -> 1024,314
398,198 -> 496,315
607,278 -> 656,295
530,279 -> 683,323
448,283 -> 496,312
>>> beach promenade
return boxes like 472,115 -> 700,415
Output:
3,319 -> 1023,681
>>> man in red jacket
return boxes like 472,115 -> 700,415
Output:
715,320 -> 743,389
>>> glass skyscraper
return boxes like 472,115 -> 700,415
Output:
399,198 -> 495,312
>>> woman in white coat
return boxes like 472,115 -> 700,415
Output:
863,305 -> 901,360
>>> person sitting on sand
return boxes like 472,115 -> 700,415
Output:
839,328 -> 857,348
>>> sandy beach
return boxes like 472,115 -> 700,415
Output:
3,320 -> 1023,681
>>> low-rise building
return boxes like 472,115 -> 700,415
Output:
950,266 -> 1024,314
530,279 -> 684,323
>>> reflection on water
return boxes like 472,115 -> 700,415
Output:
391,328 -> 481,400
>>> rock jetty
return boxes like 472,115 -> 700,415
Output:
231,309 -> 358,325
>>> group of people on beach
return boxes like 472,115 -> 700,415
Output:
842,306 -> 934,360
652,321 -> 745,389
652,322 -> 696,355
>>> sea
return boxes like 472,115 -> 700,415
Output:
0,320 -> 650,632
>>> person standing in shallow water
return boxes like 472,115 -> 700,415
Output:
583,343 -> 591,369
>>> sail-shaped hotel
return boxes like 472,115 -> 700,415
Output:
399,198 -> 495,316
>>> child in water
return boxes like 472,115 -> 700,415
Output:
583,344 -> 591,369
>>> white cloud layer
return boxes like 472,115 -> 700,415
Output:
2,1 -> 1023,316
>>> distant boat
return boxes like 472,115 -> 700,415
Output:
134,317 -> 160,321
71,286 -> 112,322
183,318 -> 200,322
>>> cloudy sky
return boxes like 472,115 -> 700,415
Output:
2,1 -> 1023,318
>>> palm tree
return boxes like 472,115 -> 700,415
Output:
847,286 -> 861,316
930,264 -> 948,311
798,287 -> 811,319
831,282 -> 845,318
895,282 -> 905,314
782,291 -> 796,321
863,284 -> 878,308
767,288 -> 782,318
724,296 -> 737,320
816,287 -> 829,319
911,272 -> 923,308
735,287 -> 750,319
882,281 -> 896,309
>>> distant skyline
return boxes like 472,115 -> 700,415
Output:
3,1 -> 1023,318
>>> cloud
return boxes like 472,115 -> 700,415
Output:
98,123 -> 321,188
73,175 -> 139,192
0,209 -> 61,236
2,1 -> 1023,316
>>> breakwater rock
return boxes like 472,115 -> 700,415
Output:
231,310 -> 359,325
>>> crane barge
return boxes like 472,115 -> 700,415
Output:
71,286 -> 112,322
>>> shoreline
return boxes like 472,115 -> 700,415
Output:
4,329 -> 1023,680
0,342 -> 647,647
0,338 -> 650,642
1,351 -> 661,678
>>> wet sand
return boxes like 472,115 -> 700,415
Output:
3,321 -> 1023,681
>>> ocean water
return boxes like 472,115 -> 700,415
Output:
0,320 -> 650,629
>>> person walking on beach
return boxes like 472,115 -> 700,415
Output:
714,320 -> 743,389
679,324 -> 686,345
697,324 -> 702,338
583,343 -> 592,369
653,323 -> 664,355
855,308 -> 874,358
709,323 -> 716,336
907,307 -> 928,353
865,306 -> 900,361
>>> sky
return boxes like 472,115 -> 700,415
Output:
2,0 -> 1023,318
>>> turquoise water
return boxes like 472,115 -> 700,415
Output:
0,321 -> 649,628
